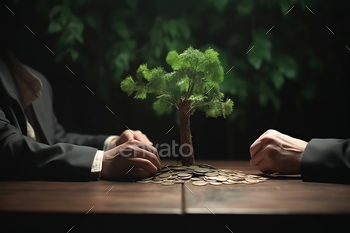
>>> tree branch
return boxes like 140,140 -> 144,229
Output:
185,80 -> 195,99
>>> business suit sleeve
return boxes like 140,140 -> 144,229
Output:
0,108 -> 97,181
53,118 -> 108,150
300,138 -> 350,184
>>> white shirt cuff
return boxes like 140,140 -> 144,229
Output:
90,150 -> 104,180
90,135 -> 118,180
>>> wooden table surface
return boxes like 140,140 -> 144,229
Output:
1,160 -> 350,233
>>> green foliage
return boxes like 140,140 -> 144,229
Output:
247,30 -> 272,70
47,5 -> 84,62
120,76 -> 136,96
30,0 -> 324,125
121,47 -> 233,118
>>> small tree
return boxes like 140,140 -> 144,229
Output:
121,47 -> 233,166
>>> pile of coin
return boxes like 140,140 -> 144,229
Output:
136,164 -> 268,186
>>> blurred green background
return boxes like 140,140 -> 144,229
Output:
6,0 -> 350,160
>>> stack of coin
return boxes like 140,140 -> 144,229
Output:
136,164 -> 268,186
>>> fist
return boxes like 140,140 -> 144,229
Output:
249,129 -> 308,174
102,139 -> 160,180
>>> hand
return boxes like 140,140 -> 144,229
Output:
101,139 -> 160,180
109,129 -> 153,149
249,129 -> 308,174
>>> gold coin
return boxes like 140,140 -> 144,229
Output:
172,166 -> 188,171
162,180 -> 174,183
194,167 -> 210,173
178,172 -> 191,177
216,176 -> 228,182
137,164 -> 265,186
161,182 -> 175,186
137,180 -> 151,184
220,169 -> 233,173
192,181 -> 208,186
178,175 -> 192,180
229,176 -> 245,181
140,177 -> 153,181
199,164 -> 214,169
205,172 -> 218,177
174,180 -> 186,184
222,181 -> 234,185
209,182 -> 222,185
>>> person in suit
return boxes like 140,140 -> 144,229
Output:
249,129 -> 350,184
0,3 -> 161,182
0,48 -> 161,181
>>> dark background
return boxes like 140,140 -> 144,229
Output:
2,0 -> 350,161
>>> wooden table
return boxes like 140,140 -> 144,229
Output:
1,160 -> 350,233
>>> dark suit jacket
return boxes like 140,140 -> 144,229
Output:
301,139 -> 350,184
0,56 -> 108,181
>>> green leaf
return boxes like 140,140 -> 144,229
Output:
278,0 -> 291,14
67,16 -> 84,43
276,55 -> 298,79
70,29 -> 84,43
120,76 -> 136,96
211,0 -> 229,12
157,94 -> 173,100
114,52 -> 130,72
155,46 -> 162,58
153,98 -> 172,114
176,76 -> 190,93
84,14 -> 99,30
222,99 -> 234,118
247,50 -> 262,70
70,49 -> 79,61
237,0 -> 254,15
205,102 -> 222,118
190,94 -> 207,107
136,64 -> 150,80
203,48 -> 224,83
135,87 -> 147,99
48,20 -> 62,34
166,51 -> 181,70
146,67 -> 167,93
178,20 -> 191,39
247,32 -> 272,70
112,21 -> 129,39
167,20 -> 179,38
270,71 -> 284,90
49,6 -> 62,19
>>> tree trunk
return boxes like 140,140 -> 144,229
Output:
178,98 -> 195,166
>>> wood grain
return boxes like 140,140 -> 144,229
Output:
0,180 -> 182,214
1,160 -> 350,233
185,160 -> 350,214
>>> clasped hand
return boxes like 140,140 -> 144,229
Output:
249,129 -> 308,174
102,130 -> 160,180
